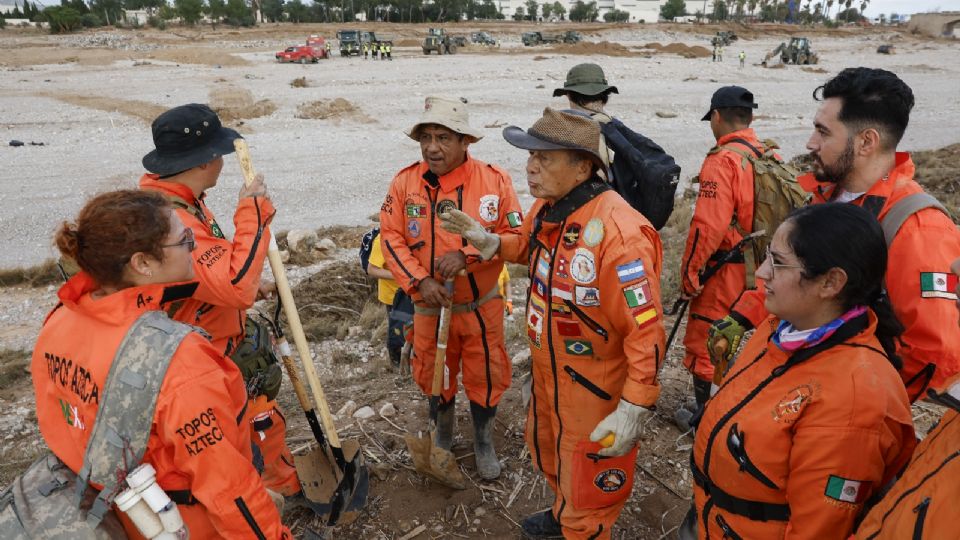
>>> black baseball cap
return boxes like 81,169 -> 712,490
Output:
142,104 -> 241,176
701,86 -> 758,121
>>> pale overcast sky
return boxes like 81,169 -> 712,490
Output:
860,0 -> 960,17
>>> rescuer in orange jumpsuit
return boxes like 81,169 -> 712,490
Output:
379,96 -> 522,480
709,68 -> 960,402
693,203 -> 914,540
680,86 -> 761,407
854,256 -> 960,539
139,104 -> 300,497
441,108 -> 666,540
32,190 -> 290,539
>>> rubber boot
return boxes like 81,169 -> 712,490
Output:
469,401 -> 501,480
434,398 -> 456,451
521,509 -> 563,539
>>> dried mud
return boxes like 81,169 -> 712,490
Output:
295,98 -> 375,123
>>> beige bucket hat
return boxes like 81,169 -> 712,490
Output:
406,96 -> 484,142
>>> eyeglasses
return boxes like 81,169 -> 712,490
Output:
162,228 -> 196,252
764,245 -> 802,278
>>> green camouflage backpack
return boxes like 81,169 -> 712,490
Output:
0,311 -> 193,539
229,316 -> 282,400
714,138 -> 810,288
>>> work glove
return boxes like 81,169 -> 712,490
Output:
438,209 -> 500,261
707,311 -> 751,366
589,399 -> 651,457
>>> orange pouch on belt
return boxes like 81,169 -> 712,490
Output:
571,440 -> 639,510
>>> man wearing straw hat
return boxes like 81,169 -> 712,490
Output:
440,108 -> 666,539
379,96 -> 523,480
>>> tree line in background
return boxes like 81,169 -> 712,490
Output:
1,0 -> 904,34
660,0 -> 877,24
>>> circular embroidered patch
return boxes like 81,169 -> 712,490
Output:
582,218 -> 604,247
594,469 -> 626,493
570,248 -> 596,284
436,199 -> 457,216
408,220 -> 421,238
479,194 -> 499,222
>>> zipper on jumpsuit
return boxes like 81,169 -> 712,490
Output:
699,349 -> 769,539
912,497 -> 931,540
545,218 -> 568,521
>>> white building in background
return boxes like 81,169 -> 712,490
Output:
497,0 -> 664,23
684,0 -> 716,17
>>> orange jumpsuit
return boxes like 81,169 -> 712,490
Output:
140,175 -> 300,496
680,129 -> 759,382
693,312 -> 915,540
379,156 -> 522,406
728,153 -> 960,401
32,272 -> 290,539
500,180 -> 666,539
855,375 -> 960,539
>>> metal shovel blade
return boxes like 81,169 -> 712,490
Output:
404,432 -> 466,490
293,438 -> 369,525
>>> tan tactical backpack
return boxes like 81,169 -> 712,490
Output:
716,138 -> 810,288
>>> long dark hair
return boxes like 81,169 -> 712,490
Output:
785,203 -> 904,367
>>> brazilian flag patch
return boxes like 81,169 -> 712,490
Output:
564,339 -> 593,356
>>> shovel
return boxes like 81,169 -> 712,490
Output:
404,278 -> 466,489
234,140 -> 368,525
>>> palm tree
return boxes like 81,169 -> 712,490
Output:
825,0 -> 833,21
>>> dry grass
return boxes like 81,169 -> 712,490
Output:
286,260 -> 376,341
290,76 -> 309,88
913,143 -> 960,217
659,189 -> 696,300
0,259 -> 64,288
0,349 -> 31,401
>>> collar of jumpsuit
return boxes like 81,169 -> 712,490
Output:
420,151 -> 475,192
141,173 -> 206,205
800,151 -> 914,205
56,272 -> 198,327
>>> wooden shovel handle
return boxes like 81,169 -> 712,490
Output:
430,279 -> 455,397
276,341 -> 311,412
711,337 -> 729,385
234,139 -> 342,449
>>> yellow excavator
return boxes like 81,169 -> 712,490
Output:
762,37 -> 819,66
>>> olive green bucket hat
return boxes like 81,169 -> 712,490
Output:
552,63 -> 619,97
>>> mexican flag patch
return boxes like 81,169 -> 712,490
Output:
824,475 -> 870,503
920,272 -> 958,300
506,211 -> 522,228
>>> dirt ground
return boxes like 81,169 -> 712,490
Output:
1,20 -> 959,540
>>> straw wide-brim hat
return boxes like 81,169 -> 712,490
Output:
502,107 -> 607,174
405,96 -> 484,142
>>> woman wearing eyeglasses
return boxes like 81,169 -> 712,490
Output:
30,190 -> 290,539
690,203 -> 915,540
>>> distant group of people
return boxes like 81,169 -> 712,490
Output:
7,48 -> 958,540
363,41 -> 392,60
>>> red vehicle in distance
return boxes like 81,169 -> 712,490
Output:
276,45 -> 320,64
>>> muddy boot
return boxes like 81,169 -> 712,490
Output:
521,509 -> 562,539
388,346 -> 401,371
434,398 -> 456,451
469,401 -> 501,480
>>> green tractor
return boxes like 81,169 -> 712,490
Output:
762,37 -> 819,66
422,28 -> 456,55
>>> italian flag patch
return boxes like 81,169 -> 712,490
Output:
824,475 -> 870,503
920,272 -> 958,300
